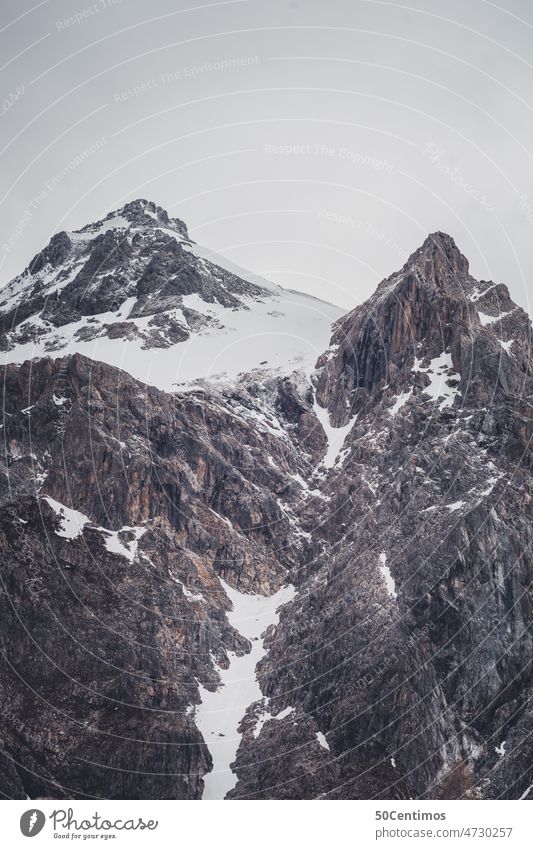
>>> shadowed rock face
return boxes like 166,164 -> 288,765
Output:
0,354 -> 320,799
1,218 -> 533,800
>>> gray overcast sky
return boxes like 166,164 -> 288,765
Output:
1,0 -> 533,311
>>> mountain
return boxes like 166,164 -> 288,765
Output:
1,207 -> 533,801
0,199 -> 341,390
235,233 -> 533,800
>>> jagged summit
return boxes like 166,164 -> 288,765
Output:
0,200 -> 342,390
403,230 -> 471,295
407,230 -> 469,275
370,230 -> 472,308
73,198 -> 189,241
25,200 -> 189,278
316,231 -> 532,426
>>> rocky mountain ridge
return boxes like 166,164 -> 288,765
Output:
1,208 -> 532,800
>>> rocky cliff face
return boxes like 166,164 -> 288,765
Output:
1,213 -> 532,800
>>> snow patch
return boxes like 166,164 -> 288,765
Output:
414,352 -> 459,410
478,308 -> 515,326
478,471 -> 502,498
42,496 -> 89,539
100,526 -> 146,563
390,388 -> 412,415
495,740 -> 506,757
379,552 -> 397,599
53,393 -> 69,406
500,339 -> 515,354
469,284 -> 496,302
316,731 -> 330,750
43,496 -> 147,561
446,500 -> 465,512
253,704 -> 295,739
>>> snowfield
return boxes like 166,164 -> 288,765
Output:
2,282 -> 341,393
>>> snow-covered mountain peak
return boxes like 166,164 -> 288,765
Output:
0,201 -> 343,391
71,198 -> 189,243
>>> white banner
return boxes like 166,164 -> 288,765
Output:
2,799 -> 531,848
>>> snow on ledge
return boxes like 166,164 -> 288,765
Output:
41,496 -> 146,562
42,496 -> 89,540
100,526 -> 146,563
253,704 -> 295,739
478,308 -> 515,326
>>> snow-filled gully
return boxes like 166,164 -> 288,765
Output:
313,396 -> 357,470
195,579 -> 295,800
